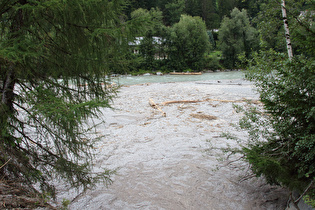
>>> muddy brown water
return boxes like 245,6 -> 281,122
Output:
56,79 -> 289,209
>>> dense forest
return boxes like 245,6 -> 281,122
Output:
0,0 -> 314,208
111,0 -> 314,73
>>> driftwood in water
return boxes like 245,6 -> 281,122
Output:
149,98 -> 166,117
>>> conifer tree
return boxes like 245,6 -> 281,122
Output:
0,0 -> 143,197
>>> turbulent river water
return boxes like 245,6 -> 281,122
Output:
56,72 -> 290,210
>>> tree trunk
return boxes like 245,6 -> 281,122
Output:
281,0 -> 293,60
0,67 -> 16,141
1,68 -> 16,112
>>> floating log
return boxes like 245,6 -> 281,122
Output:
169,72 -> 202,75
149,98 -> 166,117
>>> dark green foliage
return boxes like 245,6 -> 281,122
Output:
168,15 -> 210,71
130,7 -> 165,71
218,0 -> 236,21
130,0 -> 157,11
290,9 -> 315,58
139,31 -> 156,70
253,1 -> 287,52
254,0 -> 315,55
184,0 -> 202,17
207,30 -> 216,49
240,50 -> 315,198
204,51 -> 222,70
203,0 -> 220,29
218,8 -> 259,69
235,0 -> 266,20
236,1 -> 315,203
163,0 -> 185,26
0,0 -> 143,197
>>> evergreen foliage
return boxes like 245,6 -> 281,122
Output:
139,30 -> 156,70
203,0 -> 220,29
0,0 -> 144,197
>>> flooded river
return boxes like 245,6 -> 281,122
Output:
56,74 -> 289,209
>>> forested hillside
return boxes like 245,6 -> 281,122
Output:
128,0 -> 262,29
121,0 -> 314,73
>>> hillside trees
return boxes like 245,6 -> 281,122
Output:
202,0 -> 220,29
218,0 -> 236,21
163,0 -> 185,26
235,0 -> 264,19
218,8 -> 259,68
0,0 -> 145,197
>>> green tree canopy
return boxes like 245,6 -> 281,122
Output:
202,0 -> 220,29
0,0 -> 144,197
168,15 -> 210,71
130,7 -> 164,36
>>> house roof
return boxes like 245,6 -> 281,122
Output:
128,37 -> 164,46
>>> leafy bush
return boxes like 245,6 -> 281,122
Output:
239,50 -> 314,200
